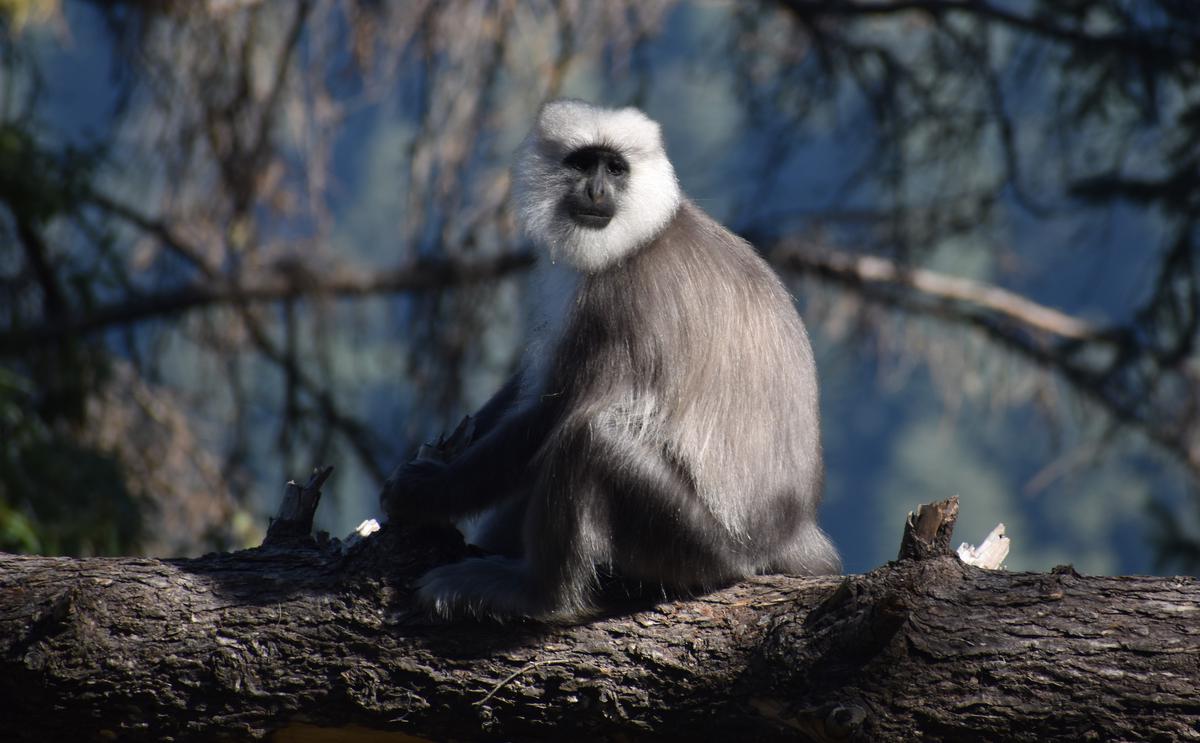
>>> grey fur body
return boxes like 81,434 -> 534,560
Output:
382,101 -> 839,620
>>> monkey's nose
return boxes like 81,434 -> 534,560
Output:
586,173 -> 607,203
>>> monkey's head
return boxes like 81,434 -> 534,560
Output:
514,100 -> 681,273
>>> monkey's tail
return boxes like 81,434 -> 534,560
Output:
772,521 -> 842,576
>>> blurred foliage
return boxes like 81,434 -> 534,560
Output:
0,114 -> 136,555
1149,501 -> 1200,574
0,0 -> 60,33
0,123 -> 93,221
0,366 -> 143,555
0,120 -> 148,555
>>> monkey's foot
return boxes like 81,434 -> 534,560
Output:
416,556 -> 536,621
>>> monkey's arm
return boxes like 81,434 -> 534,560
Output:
467,371 -> 523,439
381,377 -> 551,523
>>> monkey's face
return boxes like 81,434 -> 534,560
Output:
560,145 -> 629,230
513,100 -> 681,272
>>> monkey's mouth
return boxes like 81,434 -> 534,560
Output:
569,210 -> 613,230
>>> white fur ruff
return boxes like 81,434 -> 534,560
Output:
513,100 -> 681,273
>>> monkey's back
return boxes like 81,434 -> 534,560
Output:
551,200 -> 834,580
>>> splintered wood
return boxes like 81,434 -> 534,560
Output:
957,523 -> 1011,570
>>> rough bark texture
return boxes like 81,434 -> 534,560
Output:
1,489 -> 1198,742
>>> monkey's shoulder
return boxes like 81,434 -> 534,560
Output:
653,201 -> 771,267
625,200 -> 791,305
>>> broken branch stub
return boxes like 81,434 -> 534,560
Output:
897,496 -> 959,561
263,465 -> 334,545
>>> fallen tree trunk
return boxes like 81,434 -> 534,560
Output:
0,480 -> 1197,742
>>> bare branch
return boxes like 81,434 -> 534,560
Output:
774,0 -> 1190,61
0,253 -> 535,353
774,245 -> 1103,342
85,191 -> 217,274
774,242 -> 1200,480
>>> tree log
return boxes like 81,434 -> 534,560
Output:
1,487 -> 1197,742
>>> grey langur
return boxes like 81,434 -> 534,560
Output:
382,99 -> 840,621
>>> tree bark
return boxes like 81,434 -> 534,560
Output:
1,489 -> 1197,742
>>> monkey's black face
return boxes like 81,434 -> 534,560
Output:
561,146 -> 629,229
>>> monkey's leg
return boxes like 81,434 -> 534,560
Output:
587,421 -> 842,582
415,422 -> 752,620
461,491 -> 529,557
414,487 -> 603,622
416,432 -> 611,621
415,556 -> 537,620
584,428 -> 751,591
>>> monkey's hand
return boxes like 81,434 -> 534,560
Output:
380,458 -> 455,523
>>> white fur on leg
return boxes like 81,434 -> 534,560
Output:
416,557 -> 537,620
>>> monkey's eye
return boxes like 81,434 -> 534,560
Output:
606,160 -> 628,176
563,151 -> 592,172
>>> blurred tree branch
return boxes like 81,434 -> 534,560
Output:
776,0 -> 1196,61
773,243 -> 1200,484
0,252 -> 534,354
775,246 -> 1103,341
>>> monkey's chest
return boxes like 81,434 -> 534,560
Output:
519,260 -> 582,406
